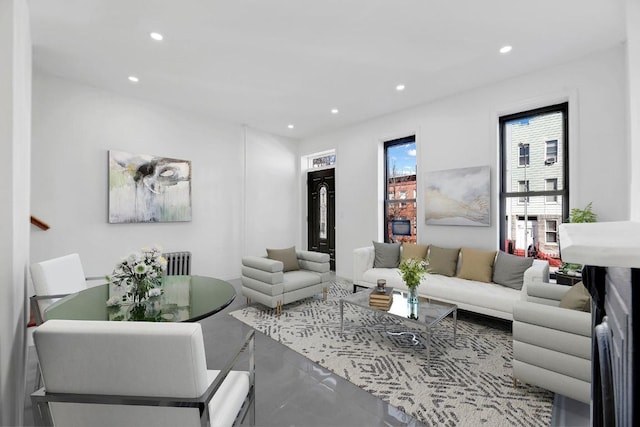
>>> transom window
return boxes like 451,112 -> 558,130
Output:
307,152 -> 336,169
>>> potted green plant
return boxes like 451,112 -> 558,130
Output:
558,202 -> 597,277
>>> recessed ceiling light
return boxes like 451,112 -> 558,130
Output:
287,124 -> 294,129
396,84 -> 405,91
150,32 -> 164,41
331,108 -> 339,114
499,45 -> 513,54
128,76 -> 139,83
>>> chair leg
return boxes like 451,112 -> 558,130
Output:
276,301 -> 282,316
34,361 -> 42,392
323,287 -> 328,301
512,377 -> 518,388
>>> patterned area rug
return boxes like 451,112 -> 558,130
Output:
230,281 -> 553,426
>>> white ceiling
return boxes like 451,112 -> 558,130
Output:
28,0 -> 627,139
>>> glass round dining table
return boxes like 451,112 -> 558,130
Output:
44,275 -> 236,322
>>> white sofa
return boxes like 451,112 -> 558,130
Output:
353,246 -> 549,321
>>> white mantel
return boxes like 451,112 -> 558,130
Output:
559,221 -> 640,268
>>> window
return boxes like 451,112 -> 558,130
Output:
319,186 -> 327,239
518,180 -> 529,203
310,154 -> 336,169
545,178 -> 558,203
500,103 -> 568,268
545,140 -> 558,164
384,136 -> 417,243
545,219 -> 558,243
518,144 -> 530,166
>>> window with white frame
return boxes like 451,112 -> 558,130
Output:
545,219 -> 558,243
545,178 -> 558,203
307,152 -> 336,169
545,140 -> 558,164
518,180 -> 529,203
519,144 -> 530,166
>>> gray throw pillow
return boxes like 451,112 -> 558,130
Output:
266,246 -> 300,272
492,251 -> 534,290
428,246 -> 460,277
372,241 -> 401,268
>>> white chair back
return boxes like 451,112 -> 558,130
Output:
30,253 -> 88,317
34,320 -> 211,427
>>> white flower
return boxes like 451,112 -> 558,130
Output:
134,263 -> 149,274
106,296 -> 121,307
148,288 -> 162,297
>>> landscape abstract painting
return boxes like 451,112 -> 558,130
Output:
109,150 -> 192,223
424,166 -> 490,226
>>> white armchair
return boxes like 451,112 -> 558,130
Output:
31,320 -> 255,427
241,249 -> 330,315
512,282 -> 592,403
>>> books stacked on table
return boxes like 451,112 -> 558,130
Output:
369,287 -> 393,311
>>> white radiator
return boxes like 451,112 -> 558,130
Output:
163,251 -> 191,275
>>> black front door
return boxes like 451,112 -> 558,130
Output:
307,168 -> 335,270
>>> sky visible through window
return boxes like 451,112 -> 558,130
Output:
387,142 -> 417,176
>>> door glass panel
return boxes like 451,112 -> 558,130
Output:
319,185 -> 327,239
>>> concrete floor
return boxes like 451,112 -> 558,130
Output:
24,275 -> 589,426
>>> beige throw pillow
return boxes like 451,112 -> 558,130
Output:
427,246 -> 460,277
559,282 -> 591,312
401,243 -> 428,261
266,246 -> 300,272
456,247 -> 497,283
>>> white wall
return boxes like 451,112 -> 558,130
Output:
300,46 -> 630,280
627,0 -> 640,221
0,0 -> 30,424
244,127 -> 300,256
31,73 -> 299,281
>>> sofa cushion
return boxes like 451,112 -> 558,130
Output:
266,246 -> 300,272
282,270 -> 322,292
456,248 -> 496,283
493,251 -> 534,290
373,241 -> 401,268
428,246 -> 460,277
559,282 -> 591,312
426,274 -> 520,314
401,243 -> 428,261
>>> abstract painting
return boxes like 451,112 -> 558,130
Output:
424,166 -> 490,226
108,150 -> 192,223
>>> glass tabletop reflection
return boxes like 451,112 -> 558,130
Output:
44,275 -> 236,322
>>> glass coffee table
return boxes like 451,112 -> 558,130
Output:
340,288 -> 457,364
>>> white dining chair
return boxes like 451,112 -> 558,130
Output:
31,320 -> 255,427
29,253 -> 100,324
29,253 -> 106,391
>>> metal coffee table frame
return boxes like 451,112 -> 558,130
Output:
340,288 -> 457,364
